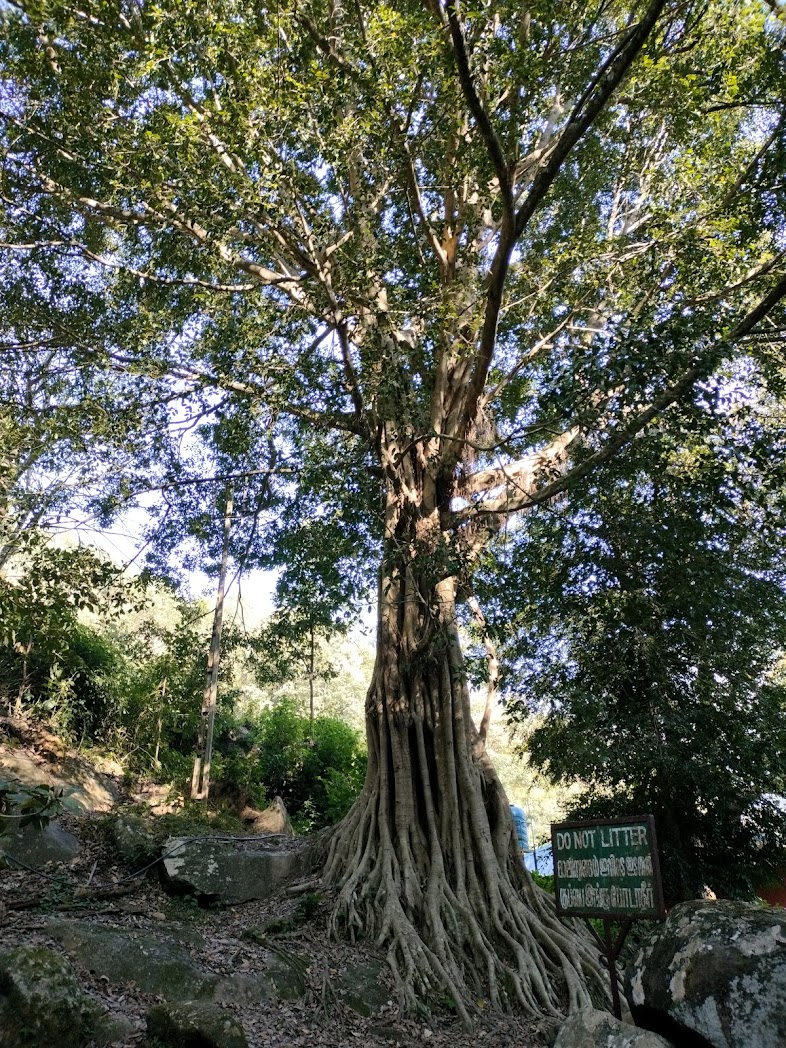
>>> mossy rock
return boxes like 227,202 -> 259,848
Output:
214,944 -> 307,1004
146,1001 -> 248,1048
46,919 -> 215,1001
110,813 -> 159,866
337,959 -> 390,1017
0,946 -> 98,1048
89,1012 -> 138,1047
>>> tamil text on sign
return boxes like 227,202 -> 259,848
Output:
551,815 -> 665,920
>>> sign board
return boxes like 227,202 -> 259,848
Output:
551,815 -> 665,920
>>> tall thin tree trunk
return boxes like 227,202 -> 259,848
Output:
153,676 -> 166,769
191,492 -> 233,801
308,622 -> 315,728
15,642 -> 32,716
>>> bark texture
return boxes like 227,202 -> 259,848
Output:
324,458 -> 605,1022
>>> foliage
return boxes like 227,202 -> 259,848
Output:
2,0 -> 782,603
100,591 -> 214,769
0,269 -> 173,576
529,870 -> 555,895
0,530 -> 132,727
251,700 -> 367,831
490,404 -> 786,903
0,777 -> 61,840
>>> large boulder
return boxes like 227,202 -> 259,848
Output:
162,835 -> 313,905
46,917 -> 307,1008
0,946 -> 98,1048
46,919 -> 217,1001
554,1008 -> 676,1047
1,819 -> 81,867
626,899 -> 786,1047
0,742 -> 119,815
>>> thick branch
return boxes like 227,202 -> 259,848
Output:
459,272 -> 786,522
513,0 -> 669,239
459,0 -> 670,446
444,2 -> 514,223
461,428 -> 580,500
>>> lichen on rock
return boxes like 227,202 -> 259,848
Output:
0,945 -> 99,1048
625,900 -> 786,1047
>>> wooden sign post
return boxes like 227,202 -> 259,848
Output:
551,815 -> 666,1019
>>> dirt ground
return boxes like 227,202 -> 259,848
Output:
0,809 -> 556,1048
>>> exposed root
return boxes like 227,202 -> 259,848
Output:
322,479 -> 607,1024
324,781 -> 606,1025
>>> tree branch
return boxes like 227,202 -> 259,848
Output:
458,271 -> 786,523
457,0 -> 670,456
444,1 -> 514,225
513,0 -> 670,239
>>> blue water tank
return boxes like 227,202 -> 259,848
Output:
510,804 -> 529,860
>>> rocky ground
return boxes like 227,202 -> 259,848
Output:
0,812 -> 556,1048
0,721 -> 554,1048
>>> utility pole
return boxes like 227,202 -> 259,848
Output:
191,491 -> 233,801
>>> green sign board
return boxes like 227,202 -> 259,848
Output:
551,815 -> 665,920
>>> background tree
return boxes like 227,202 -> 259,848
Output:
0,253 -> 174,563
255,508 -> 371,723
2,0 -> 786,1020
0,532 -> 128,723
486,392 -> 786,903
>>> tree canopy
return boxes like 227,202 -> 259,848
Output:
478,386 -> 786,902
2,0 -> 786,1022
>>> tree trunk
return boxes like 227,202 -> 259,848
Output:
308,622 -> 315,729
325,457 -> 604,1021
191,492 -> 233,801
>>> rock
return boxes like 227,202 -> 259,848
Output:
241,795 -> 293,835
146,1001 -> 248,1048
162,835 -> 313,905
215,955 -> 308,1001
626,899 -> 786,1047
214,949 -> 306,1004
110,813 -> 158,865
89,1011 -> 138,1047
1,819 -> 81,867
0,744 -> 119,815
56,756 -> 121,814
336,959 -> 390,1017
0,945 -> 97,1048
46,919 -> 216,1001
553,1007 -> 676,1047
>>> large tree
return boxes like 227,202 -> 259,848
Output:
2,0 -> 785,1020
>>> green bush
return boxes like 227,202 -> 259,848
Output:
0,620 -> 121,743
529,870 -> 554,894
252,700 -> 366,830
